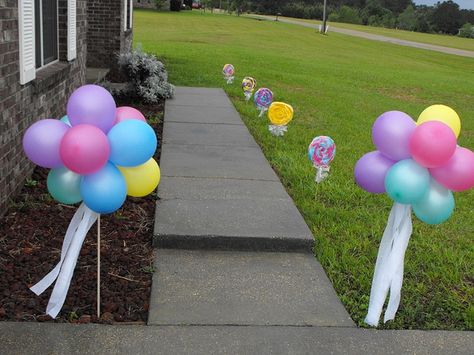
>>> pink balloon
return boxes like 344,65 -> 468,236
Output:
430,147 -> 474,192
59,124 -> 110,175
409,121 -> 457,168
115,106 -> 146,124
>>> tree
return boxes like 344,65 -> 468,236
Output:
329,5 -> 362,24
431,1 -> 462,34
361,0 -> 395,27
397,5 -> 417,30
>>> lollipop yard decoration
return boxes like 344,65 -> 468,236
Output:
222,64 -> 235,84
267,102 -> 294,136
308,136 -> 336,183
242,76 -> 257,101
354,105 -> 474,327
254,88 -> 273,117
22,85 -> 161,318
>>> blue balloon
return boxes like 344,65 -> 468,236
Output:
413,180 -> 454,225
60,115 -> 71,126
80,163 -> 127,214
107,120 -> 157,167
385,159 -> 430,204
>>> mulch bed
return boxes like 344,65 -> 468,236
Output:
0,101 -> 164,324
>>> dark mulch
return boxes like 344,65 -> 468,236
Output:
0,100 -> 164,324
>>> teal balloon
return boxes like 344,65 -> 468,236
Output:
413,180 -> 454,225
47,167 -> 82,204
385,159 -> 430,204
60,115 -> 71,126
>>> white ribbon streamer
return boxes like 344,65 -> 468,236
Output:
268,124 -> 288,136
365,202 -> 412,327
225,76 -> 234,84
30,203 -> 99,318
244,91 -> 253,102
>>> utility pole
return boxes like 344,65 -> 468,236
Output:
322,0 -> 328,34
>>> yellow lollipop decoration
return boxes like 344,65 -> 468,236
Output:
417,104 -> 461,138
242,76 -> 257,101
267,102 -> 294,136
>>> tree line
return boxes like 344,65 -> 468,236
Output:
196,1 -> 474,37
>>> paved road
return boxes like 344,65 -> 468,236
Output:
250,15 -> 474,58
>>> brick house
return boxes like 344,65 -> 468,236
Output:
0,0 -> 134,216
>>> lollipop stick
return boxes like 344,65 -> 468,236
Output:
97,215 -> 101,318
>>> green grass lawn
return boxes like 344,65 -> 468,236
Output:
273,15 -> 474,52
135,9 -> 474,330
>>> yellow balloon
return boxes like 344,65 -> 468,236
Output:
417,105 -> 461,138
118,158 -> 160,197
268,102 -> 294,126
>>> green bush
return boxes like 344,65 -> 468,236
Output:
459,22 -> 474,38
170,0 -> 181,11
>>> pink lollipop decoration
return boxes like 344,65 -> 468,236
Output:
222,64 -> 235,84
308,136 -> 336,183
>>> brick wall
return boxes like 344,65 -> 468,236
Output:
0,0 -> 88,216
87,0 -> 133,72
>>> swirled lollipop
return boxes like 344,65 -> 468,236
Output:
308,136 -> 336,183
267,102 -> 293,136
254,88 -> 273,117
222,64 -> 235,84
242,77 -> 257,101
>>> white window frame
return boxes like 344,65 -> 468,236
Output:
36,0 -> 60,70
67,0 -> 77,61
124,0 -> 133,31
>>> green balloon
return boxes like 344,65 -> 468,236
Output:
47,167 -> 82,204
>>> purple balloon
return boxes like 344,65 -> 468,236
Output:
355,151 -> 395,194
23,119 -> 69,168
372,111 -> 416,161
67,85 -> 116,133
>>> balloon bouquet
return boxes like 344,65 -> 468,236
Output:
267,102 -> 294,136
308,136 -> 336,183
22,84 -> 161,318
253,88 -> 273,117
222,64 -> 235,84
242,76 -> 257,102
354,105 -> 474,326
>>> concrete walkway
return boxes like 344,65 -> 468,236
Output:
1,87 -> 473,354
250,15 -> 474,59
150,87 -> 353,327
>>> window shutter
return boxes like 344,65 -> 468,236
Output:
18,0 -> 36,85
67,0 -> 77,61
129,0 -> 133,29
123,0 -> 127,31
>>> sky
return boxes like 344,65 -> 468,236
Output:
414,0 -> 474,9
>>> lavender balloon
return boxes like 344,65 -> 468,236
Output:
372,111 -> 416,161
23,119 -> 69,168
355,151 -> 395,194
67,85 -> 116,133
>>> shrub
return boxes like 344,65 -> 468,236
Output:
459,22 -> 474,38
170,0 -> 181,11
106,47 -> 175,103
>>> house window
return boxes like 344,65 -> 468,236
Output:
35,0 -> 58,68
